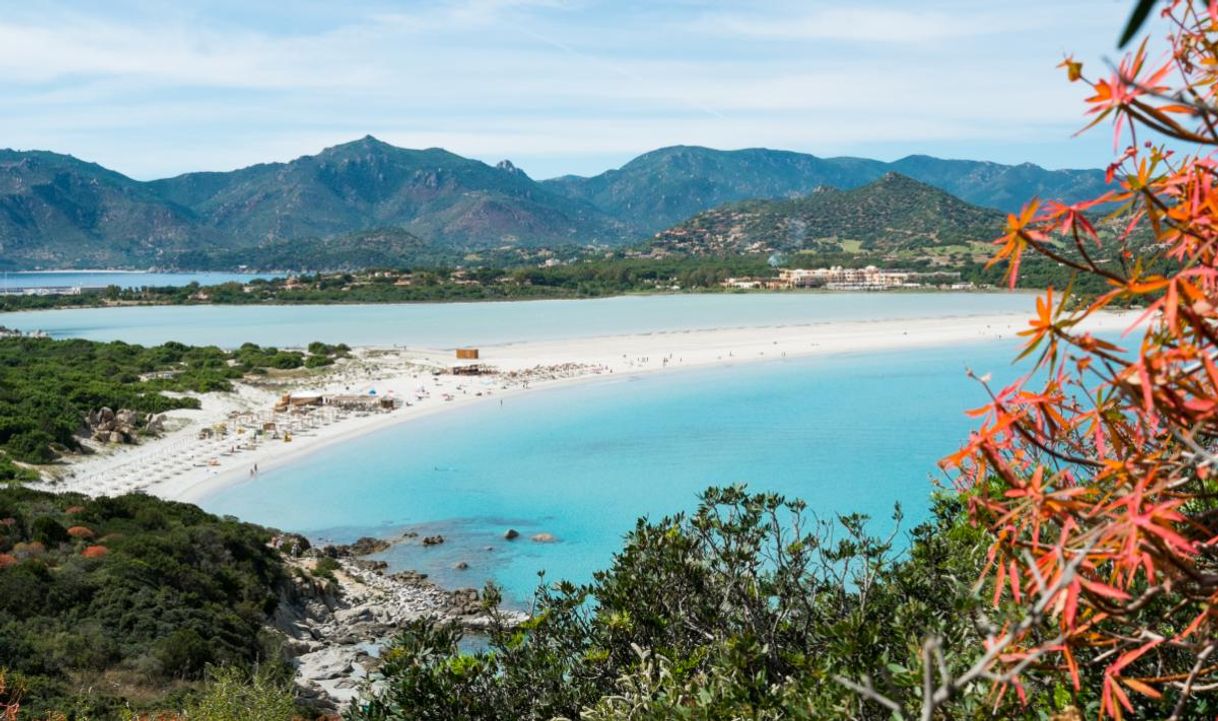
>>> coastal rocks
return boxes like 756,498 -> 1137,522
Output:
322,536 -> 391,557
453,561 -> 469,570
348,536 -> 391,556
531,532 -> 556,543
271,533 -> 312,557
86,407 -> 165,444
503,528 -> 519,540
275,547 -> 527,712
421,534 -> 445,546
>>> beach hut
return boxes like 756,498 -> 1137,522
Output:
456,348 -> 479,360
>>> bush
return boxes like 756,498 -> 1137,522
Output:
353,487 -> 1000,721
0,487 -> 291,719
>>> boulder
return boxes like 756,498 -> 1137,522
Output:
348,536 -> 391,556
272,533 -> 312,557
421,534 -> 445,546
453,561 -> 469,570
503,528 -> 520,540
531,532 -> 556,543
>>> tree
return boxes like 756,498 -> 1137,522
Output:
351,488 -> 1003,721
929,1 -> 1218,718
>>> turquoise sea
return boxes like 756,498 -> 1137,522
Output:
0,294 -> 1039,604
2,292 -> 1033,348
202,340 -> 1018,604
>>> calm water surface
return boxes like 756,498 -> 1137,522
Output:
202,340 -> 1018,604
2,292 -> 1033,348
6,294 -> 1038,602
2,270 -> 269,290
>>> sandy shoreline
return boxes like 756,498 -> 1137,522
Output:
40,310 -> 1135,504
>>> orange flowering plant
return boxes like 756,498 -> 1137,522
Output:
939,1 -> 1218,718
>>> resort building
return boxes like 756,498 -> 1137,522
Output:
776,266 -> 962,291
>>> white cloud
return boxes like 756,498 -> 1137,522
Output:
0,0 -> 1126,178
695,6 -> 1009,43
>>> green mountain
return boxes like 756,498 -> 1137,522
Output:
0,150 -> 206,269
652,172 -> 1006,257
543,145 -> 1106,233
149,136 -> 622,249
171,227 -> 456,271
0,139 -> 1103,270
0,138 -> 621,270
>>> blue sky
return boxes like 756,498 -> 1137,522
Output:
0,0 -> 1133,180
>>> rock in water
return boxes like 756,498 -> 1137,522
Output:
531,532 -> 556,543
503,528 -> 519,540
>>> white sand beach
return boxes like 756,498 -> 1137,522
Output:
41,310 -> 1135,504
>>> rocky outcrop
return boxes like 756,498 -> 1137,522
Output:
274,545 -> 526,711
323,536 -> 391,557
85,407 -> 166,444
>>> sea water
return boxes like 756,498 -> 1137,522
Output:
1,292 -> 1035,348
200,339 -> 1019,604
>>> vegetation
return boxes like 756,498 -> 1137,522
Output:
354,489 -> 1008,720
0,137 -> 1107,271
927,2 -> 1218,717
543,145 -> 1108,233
652,173 -> 1006,257
0,487 -> 290,720
0,337 -> 345,464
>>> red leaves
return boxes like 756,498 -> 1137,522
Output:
940,4 -> 1218,714
989,200 -> 1043,288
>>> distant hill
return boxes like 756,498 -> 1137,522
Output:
652,173 -> 1006,257
149,136 -> 622,249
0,150 -> 205,268
170,227 -> 455,272
543,145 -> 1107,233
0,139 -> 1105,270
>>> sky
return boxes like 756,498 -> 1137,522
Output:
0,0 -> 1135,180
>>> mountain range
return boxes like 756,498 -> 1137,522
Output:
0,137 -> 1108,269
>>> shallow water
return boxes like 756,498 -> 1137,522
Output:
1,270 -> 267,290
2,291 -> 1034,348
201,340 -> 1018,604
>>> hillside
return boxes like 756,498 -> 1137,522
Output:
652,172 -> 1006,260
0,138 -> 622,270
149,136 -> 623,250
0,150 -> 206,268
171,227 -> 456,271
543,145 -> 1106,233
0,486 -> 290,718
0,139 -> 1104,270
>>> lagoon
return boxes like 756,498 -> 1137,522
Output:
200,340 -> 1013,604
2,291 -> 1034,348
1,270 -> 269,291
